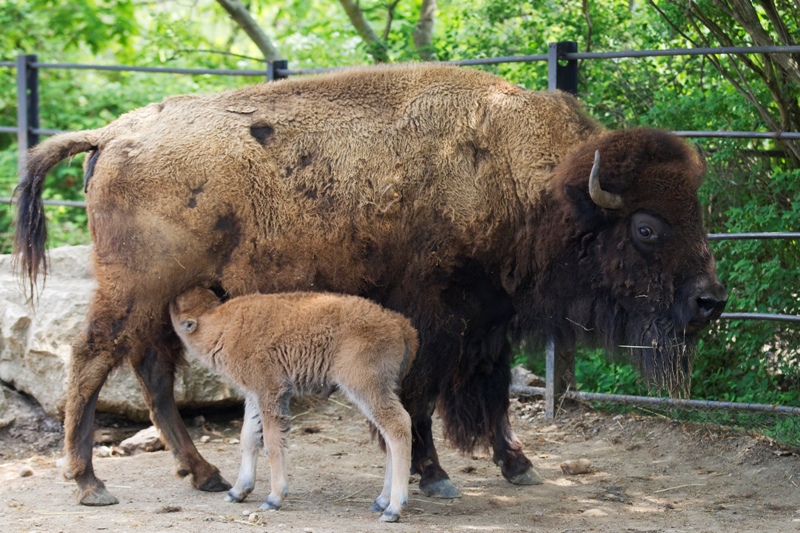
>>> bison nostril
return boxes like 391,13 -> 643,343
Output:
694,289 -> 728,322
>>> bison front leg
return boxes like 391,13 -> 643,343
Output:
131,343 -> 231,493
411,410 -> 461,499
484,343 -> 541,486
491,414 -> 542,485
63,334 -> 119,505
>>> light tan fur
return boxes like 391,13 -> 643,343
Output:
169,288 -> 418,522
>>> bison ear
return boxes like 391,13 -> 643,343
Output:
180,319 -> 197,333
564,183 -> 607,228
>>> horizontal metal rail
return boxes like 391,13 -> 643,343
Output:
675,131 -> 800,140
0,197 -> 86,207
709,233 -> 800,240
566,45 -> 800,60
31,62 -> 270,77
511,385 -> 800,415
720,312 -> 800,323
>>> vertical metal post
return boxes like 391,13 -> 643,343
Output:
545,332 -> 577,419
547,41 -> 578,95
267,59 -> 289,82
17,54 -> 40,175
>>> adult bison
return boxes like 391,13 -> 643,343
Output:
14,64 -> 727,505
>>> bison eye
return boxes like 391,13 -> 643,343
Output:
637,225 -> 656,240
630,211 -> 671,250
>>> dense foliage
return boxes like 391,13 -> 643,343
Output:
1,1 -> 797,415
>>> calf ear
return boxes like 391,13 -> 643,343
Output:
180,319 -> 197,333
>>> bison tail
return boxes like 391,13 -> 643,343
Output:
13,130 -> 100,297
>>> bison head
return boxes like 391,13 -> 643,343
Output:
532,128 -> 727,394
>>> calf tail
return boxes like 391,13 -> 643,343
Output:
13,130 -> 101,297
399,321 -> 419,380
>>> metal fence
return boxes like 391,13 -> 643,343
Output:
2,42 -> 799,425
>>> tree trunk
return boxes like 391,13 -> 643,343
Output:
217,0 -> 281,61
338,0 -> 391,63
413,0 -> 437,61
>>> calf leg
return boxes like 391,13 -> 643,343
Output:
375,400 -> 412,523
258,390 -> 291,510
226,393 -> 263,503
340,382 -> 411,522
131,342 -> 231,492
63,334 -> 118,505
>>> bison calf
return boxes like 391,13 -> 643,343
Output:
169,288 -> 418,522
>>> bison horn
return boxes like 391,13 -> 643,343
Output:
588,150 -> 623,210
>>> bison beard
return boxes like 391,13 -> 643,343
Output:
13,64 -> 726,505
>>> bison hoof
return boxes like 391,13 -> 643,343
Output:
508,467 -> 543,486
379,511 -> 400,523
197,472 -> 232,492
78,486 -> 119,506
419,478 -> 461,499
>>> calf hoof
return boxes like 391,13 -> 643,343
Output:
196,471 -> 232,492
370,498 -> 388,512
225,488 -> 248,503
419,478 -> 461,499
259,494 -> 282,511
507,467 -> 543,486
78,486 -> 119,506
379,511 -> 400,523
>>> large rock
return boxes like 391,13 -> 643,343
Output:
0,245 -> 241,422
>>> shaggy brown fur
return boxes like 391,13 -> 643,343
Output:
169,288 -> 417,522
14,64 -> 726,506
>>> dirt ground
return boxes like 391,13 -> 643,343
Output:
1,387 -> 799,533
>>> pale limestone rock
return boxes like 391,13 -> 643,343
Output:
0,245 -> 241,422
120,426 -> 165,454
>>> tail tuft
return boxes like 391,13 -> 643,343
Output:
12,131 -> 98,298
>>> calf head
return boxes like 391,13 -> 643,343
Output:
169,287 -> 223,337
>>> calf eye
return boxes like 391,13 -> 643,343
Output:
181,320 -> 197,333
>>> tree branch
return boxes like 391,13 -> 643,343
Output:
582,0 -> 593,53
216,0 -> 281,61
413,0 -> 437,61
652,0 -> 800,163
338,0 -> 391,63
173,48 -> 265,62
383,0 -> 400,42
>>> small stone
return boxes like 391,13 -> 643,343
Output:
192,415 -> 206,428
583,508 -> 607,517
19,466 -> 34,477
119,426 -> 165,455
304,528 -> 314,533
0,416 -> 15,429
55,457 -> 66,468
560,458 -> 593,475
200,435 -> 211,444
248,512 -> 258,522
229,438 -> 240,445
95,445 -> 111,458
